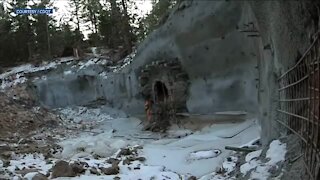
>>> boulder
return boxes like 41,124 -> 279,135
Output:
116,148 -> 132,157
51,161 -> 76,178
89,167 -> 99,175
106,158 -> 120,165
70,162 -> 86,174
32,173 -> 48,180
100,163 -> 119,175
188,176 -> 197,180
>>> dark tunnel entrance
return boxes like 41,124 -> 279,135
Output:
154,81 -> 169,103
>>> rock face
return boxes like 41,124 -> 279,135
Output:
51,161 -> 76,178
131,1 -> 260,115
34,1 -> 260,116
32,0 -> 319,146
249,0 -> 319,144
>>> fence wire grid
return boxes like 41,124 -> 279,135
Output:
277,33 -> 320,179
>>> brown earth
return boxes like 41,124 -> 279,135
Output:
0,84 -> 62,159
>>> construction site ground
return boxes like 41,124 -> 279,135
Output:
0,57 -> 290,180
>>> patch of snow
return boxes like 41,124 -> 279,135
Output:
7,153 -> 52,174
99,71 -> 108,79
58,107 -> 113,123
266,140 -> 286,164
64,70 -> 72,75
58,160 -> 180,180
199,172 -> 234,180
57,131 -> 133,159
41,75 -> 47,80
0,57 -> 77,89
240,156 -> 260,174
0,64 -> 33,79
245,149 -> 262,162
58,56 -> 75,63
79,59 -> 95,69
188,149 -> 221,161
97,59 -> 108,65
222,156 -> 238,173
0,74 -> 27,89
142,120 -> 260,177
112,50 -> 136,73
240,140 -> 287,180
23,172 -> 38,180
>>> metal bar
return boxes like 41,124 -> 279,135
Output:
309,61 -> 319,66
307,135 -> 320,162
306,44 -> 313,177
278,97 -> 310,102
277,32 -> 320,180
277,109 -> 309,121
239,29 -> 259,33
310,111 -> 319,121
278,39 -> 318,80
278,75 -> 309,91
275,119 -> 307,143
309,87 -> 319,92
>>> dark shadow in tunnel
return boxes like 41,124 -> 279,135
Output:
154,81 -> 169,103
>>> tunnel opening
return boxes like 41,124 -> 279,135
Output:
153,81 -> 169,103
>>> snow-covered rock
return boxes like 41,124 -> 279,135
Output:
240,140 -> 287,180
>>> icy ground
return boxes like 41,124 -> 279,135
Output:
0,104 -> 289,180
0,105 -> 274,180
0,56 -> 288,179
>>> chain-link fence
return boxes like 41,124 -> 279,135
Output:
277,33 -> 320,179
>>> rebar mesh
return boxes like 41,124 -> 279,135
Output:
277,33 -> 320,179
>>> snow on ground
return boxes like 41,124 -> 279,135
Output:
142,119 -> 259,177
59,162 -> 181,180
4,153 -> 54,180
0,74 -> 27,89
222,156 -> 238,173
54,117 -> 258,179
198,155 -> 238,180
112,50 -> 136,73
56,108 -> 260,179
188,149 -> 221,161
0,49 -> 136,90
240,140 -> 287,180
0,105 -> 263,179
57,131 -> 132,159
0,57 -> 74,90
58,106 -> 113,123
7,153 -> 52,173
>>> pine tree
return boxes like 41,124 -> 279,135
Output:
7,0 -> 34,62
32,0 -> 55,58
137,0 -> 176,38
81,0 -> 101,34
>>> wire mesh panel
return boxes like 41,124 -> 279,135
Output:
277,33 -> 320,179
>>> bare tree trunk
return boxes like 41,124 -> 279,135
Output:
45,14 -> 51,57
110,0 -> 118,48
121,0 -> 132,54
93,13 -> 98,34
72,0 -> 81,31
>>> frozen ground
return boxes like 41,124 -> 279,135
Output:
0,58 -> 282,179
0,105 -> 266,179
